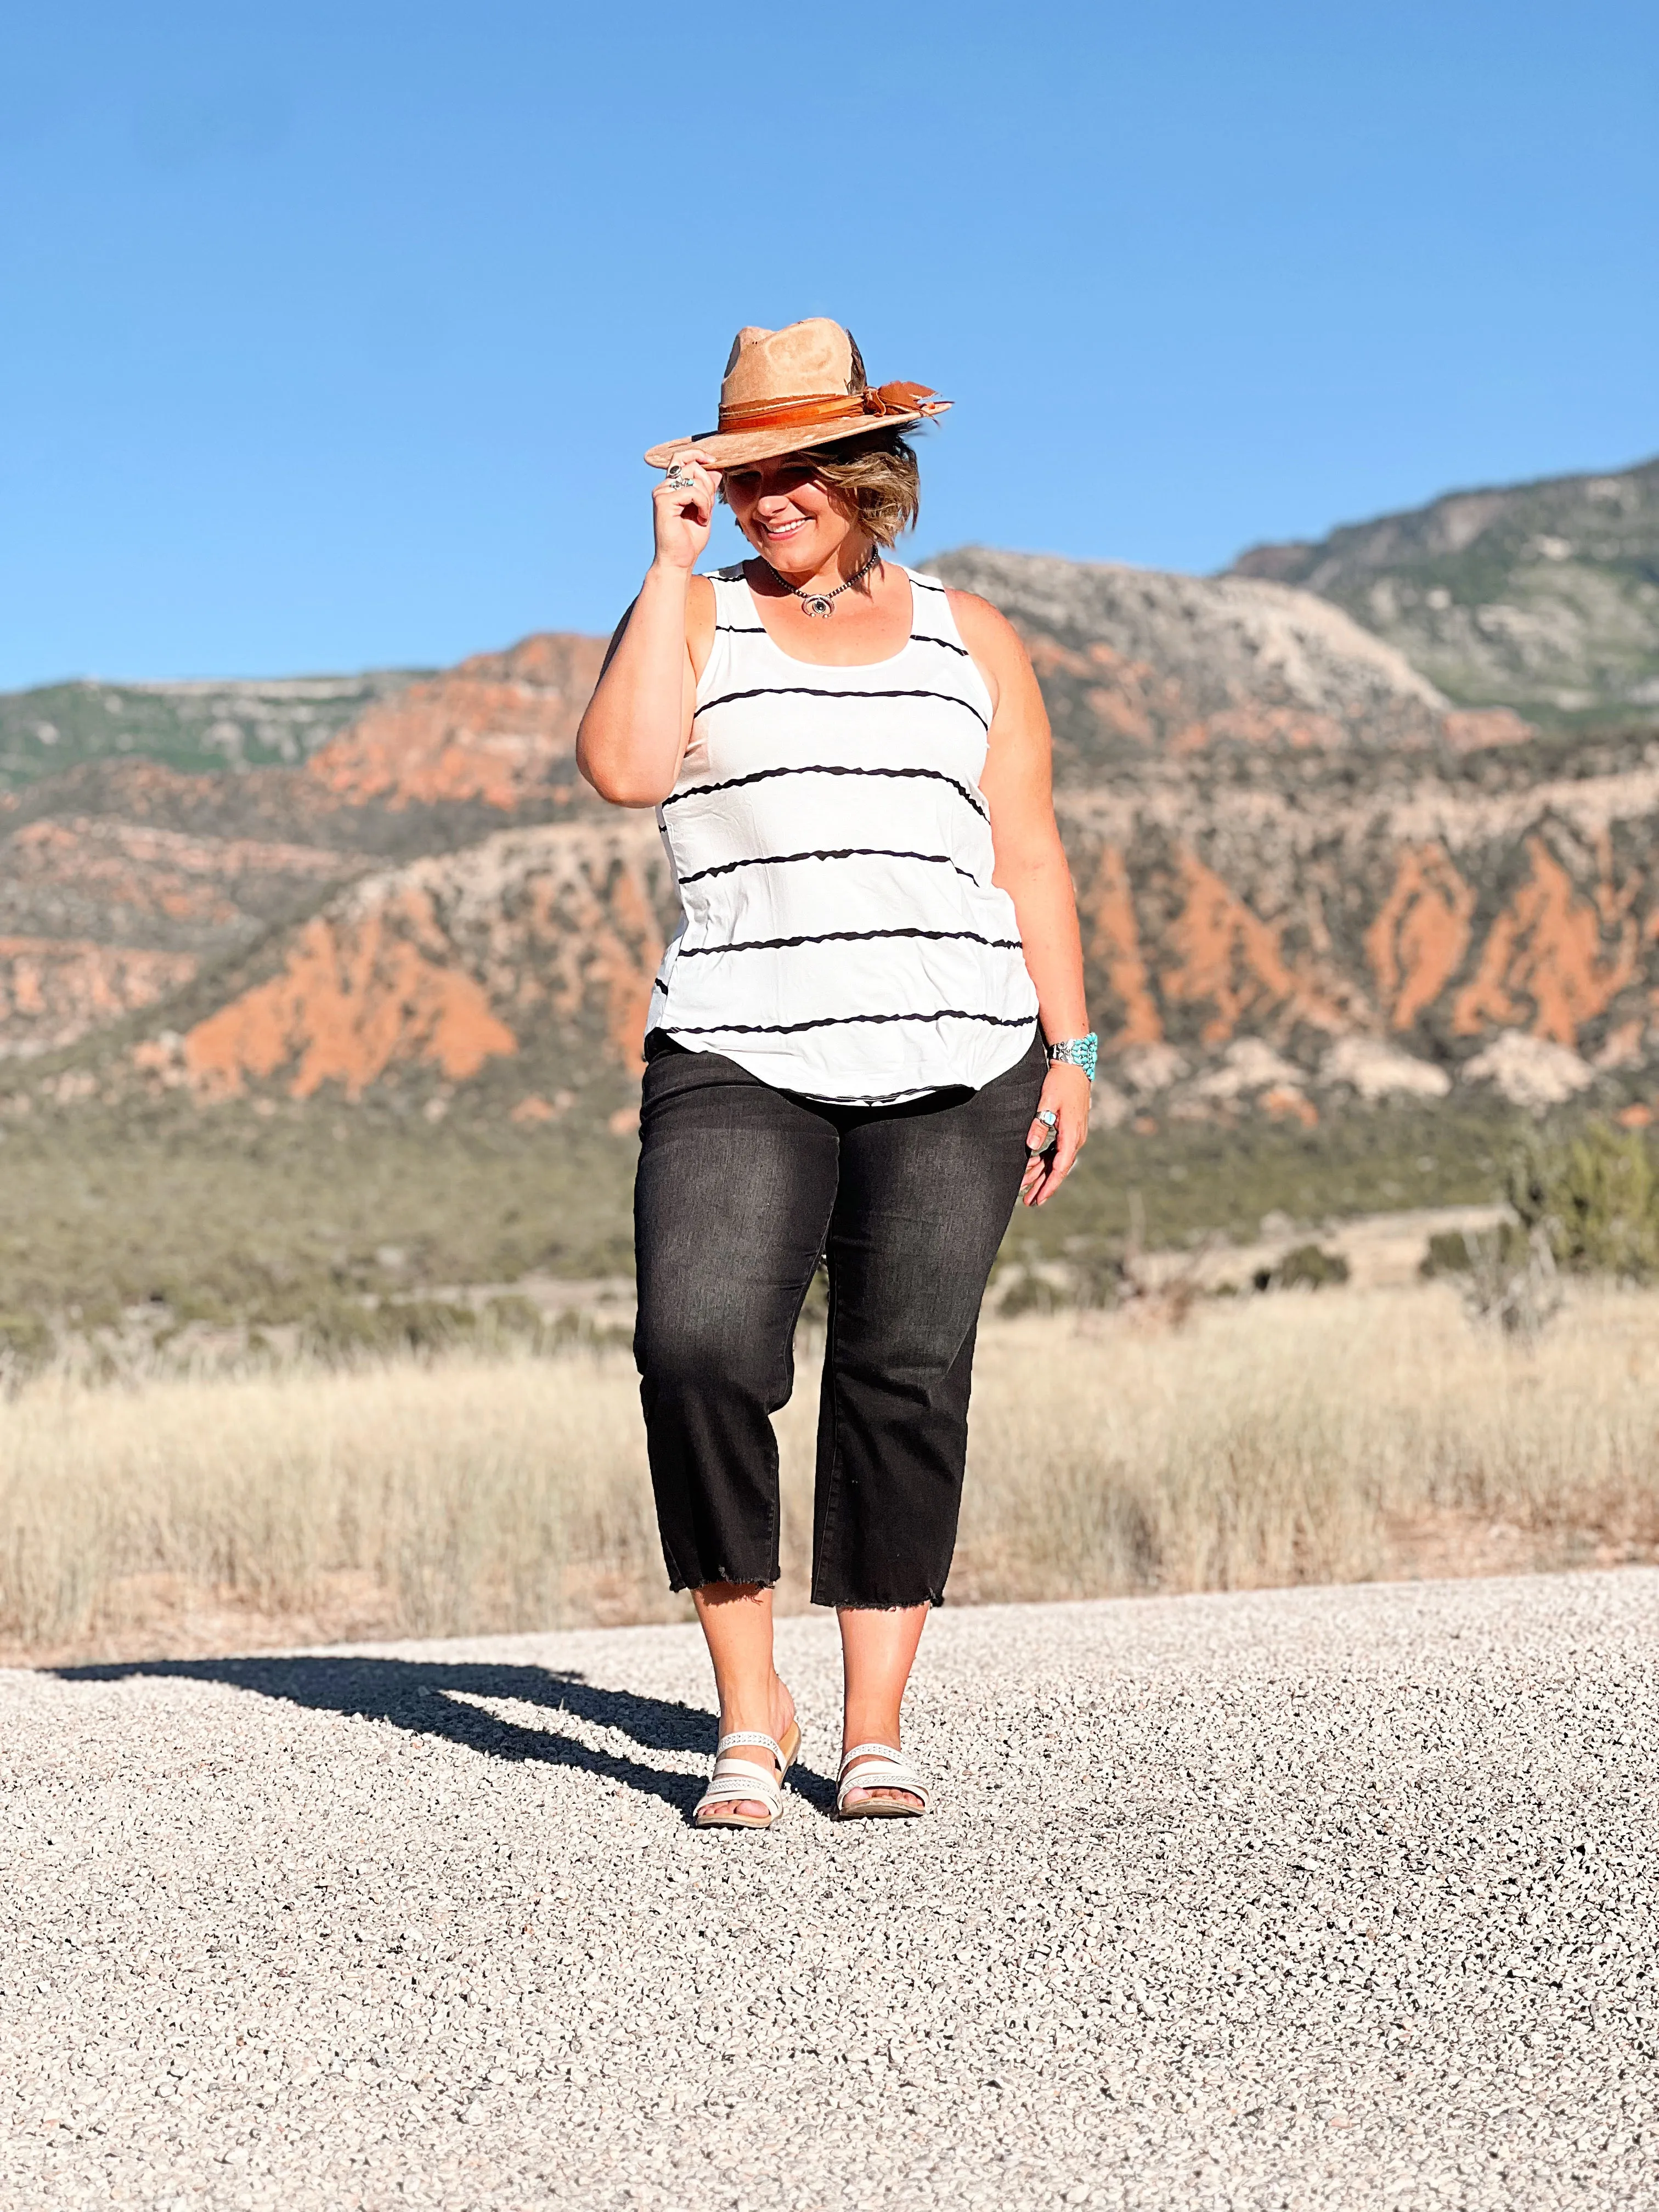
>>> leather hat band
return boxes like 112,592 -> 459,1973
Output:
715,382 -> 943,435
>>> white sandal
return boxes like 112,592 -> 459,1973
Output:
836,1741 -> 930,1820
692,1720 -> 802,1830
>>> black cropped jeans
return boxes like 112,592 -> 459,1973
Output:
633,1030 -> 1046,1609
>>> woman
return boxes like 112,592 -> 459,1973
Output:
577,319 -> 1094,1827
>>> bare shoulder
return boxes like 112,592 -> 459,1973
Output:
944,586 -> 1024,657
685,571 -> 718,670
944,588 -> 1037,715
685,571 -> 717,628
598,570 -> 718,679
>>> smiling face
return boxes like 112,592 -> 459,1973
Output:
721,455 -> 862,579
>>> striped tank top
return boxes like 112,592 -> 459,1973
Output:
646,563 -> 1040,1104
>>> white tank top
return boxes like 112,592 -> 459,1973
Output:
645,563 -> 1040,1104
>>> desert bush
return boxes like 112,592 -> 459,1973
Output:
1252,1243 -> 1350,1292
1062,1236 -> 1128,1311
1458,1227 -> 1561,1340
296,1290 -> 588,1364
482,1293 -> 548,1338
997,1242 -> 1126,1317
998,1269 -> 1068,1317
1420,1222 -> 1529,1278
1418,1221 -> 1561,1339
301,1296 -> 481,1363
0,1310 -> 54,1384
1508,1121 -> 1659,1280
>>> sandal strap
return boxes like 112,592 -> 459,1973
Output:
838,1741 -> 907,1775
716,1730 -> 782,1761
696,1763 -> 784,1818
836,1743 -> 929,1810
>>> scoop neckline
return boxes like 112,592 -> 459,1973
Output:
740,562 -> 917,672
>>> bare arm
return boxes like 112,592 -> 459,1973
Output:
576,453 -> 720,807
954,590 -> 1092,1207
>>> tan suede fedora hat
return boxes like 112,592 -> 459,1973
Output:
644,318 -> 951,471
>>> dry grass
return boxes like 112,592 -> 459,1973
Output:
4,1285 -> 1658,1662
953,1288 -> 1659,1601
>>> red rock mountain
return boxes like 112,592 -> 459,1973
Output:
303,634 -> 605,810
4,556 -> 1656,1127
0,634 -> 607,1065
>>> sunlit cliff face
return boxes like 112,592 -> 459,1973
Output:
723,458 -> 861,579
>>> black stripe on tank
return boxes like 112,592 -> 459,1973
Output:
713,624 -> 768,634
673,925 -> 1021,957
665,1009 -> 1036,1038
692,684 -> 989,732
674,845 -> 982,889
904,575 -> 973,652
662,761 -> 988,820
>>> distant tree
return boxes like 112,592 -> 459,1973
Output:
1508,1122 -> 1659,1281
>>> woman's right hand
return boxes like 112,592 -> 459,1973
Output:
652,450 -> 720,572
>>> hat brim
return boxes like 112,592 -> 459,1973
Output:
644,403 -> 948,472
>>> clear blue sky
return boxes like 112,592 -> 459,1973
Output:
3,0 -> 1655,687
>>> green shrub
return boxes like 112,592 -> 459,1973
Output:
1063,1237 -> 1127,1311
481,1294 -> 547,1340
998,1271 -> 1066,1317
301,1297 -> 479,1363
0,1309 -> 54,1373
1420,1222 -> 1528,1278
1508,1123 -> 1659,1280
1253,1244 -> 1350,1293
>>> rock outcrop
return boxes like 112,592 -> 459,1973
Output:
165,822 -> 671,1105
0,669 -> 421,791
0,635 -> 608,1060
1228,454 -> 1659,727
305,634 -> 606,810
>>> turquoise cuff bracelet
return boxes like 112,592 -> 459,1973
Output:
1047,1032 -> 1098,1082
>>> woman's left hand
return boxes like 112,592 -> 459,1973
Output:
1020,1061 -> 1090,1207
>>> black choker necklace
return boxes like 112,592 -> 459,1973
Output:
766,542 -> 881,618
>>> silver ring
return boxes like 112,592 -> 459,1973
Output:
1031,1108 -> 1058,1154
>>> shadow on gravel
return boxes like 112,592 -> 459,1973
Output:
49,1656 -> 839,1819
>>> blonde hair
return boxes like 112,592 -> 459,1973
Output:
720,427 -> 921,547
799,428 -> 922,548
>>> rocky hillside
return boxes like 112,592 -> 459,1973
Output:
7,537 -> 1659,1138
1052,724 -> 1659,1125
137,821 -> 671,1114
1227,455 -> 1659,729
0,635 -> 606,1063
924,550 -> 1527,762
0,670 -> 424,791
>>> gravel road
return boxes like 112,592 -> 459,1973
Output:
3,1571 -> 1656,2211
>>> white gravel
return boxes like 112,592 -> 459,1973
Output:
2,1570 -> 1656,2211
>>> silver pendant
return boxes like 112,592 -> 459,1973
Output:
800,594 -> 834,618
